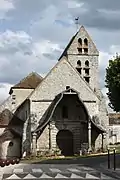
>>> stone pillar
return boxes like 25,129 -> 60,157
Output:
32,133 -> 37,156
88,120 -> 92,152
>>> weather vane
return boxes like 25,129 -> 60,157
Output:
75,17 -> 79,31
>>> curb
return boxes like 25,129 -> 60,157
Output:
100,162 -> 120,179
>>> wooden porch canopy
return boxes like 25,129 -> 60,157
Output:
34,87 -> 106,134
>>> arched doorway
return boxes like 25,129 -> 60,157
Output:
56,130 -> 73,156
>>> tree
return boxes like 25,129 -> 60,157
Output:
105,54 -> 120,112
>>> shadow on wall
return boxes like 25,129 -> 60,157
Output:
7,138 -> 21,158
0,138 -> 22,159
91,125 -> 104,152
22,120 -> 31,157
13,99 -> 31,158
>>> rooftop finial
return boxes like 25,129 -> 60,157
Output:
75,17 -> 79,31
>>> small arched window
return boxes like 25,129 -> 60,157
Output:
9,142 -> 13,147
84,38 -> 88,46
77,60 -> 81,66
78,38 -> 82,46
85,60 -> 89,67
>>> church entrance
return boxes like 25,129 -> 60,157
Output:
56,130 -> 73,156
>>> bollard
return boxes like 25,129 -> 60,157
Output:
108,148 -> 110,169
113,148 -> 116,170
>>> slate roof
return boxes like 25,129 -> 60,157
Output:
0,130 -> 14,140
0,128 -> 22,139
9,72 -> 43,94
0,109 -> 24,126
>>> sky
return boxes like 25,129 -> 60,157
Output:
0,0 -> 120,112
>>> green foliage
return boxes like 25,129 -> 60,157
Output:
105,54 -> 120,112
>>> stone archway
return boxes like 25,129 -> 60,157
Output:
56,130 -> 73,156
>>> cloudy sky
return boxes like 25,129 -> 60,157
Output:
0,0 -> 120,111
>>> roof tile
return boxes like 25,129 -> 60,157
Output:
9,72 -> 43,94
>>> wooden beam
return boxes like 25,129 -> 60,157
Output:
83,100 -> 96,103
32,99 -> 53,102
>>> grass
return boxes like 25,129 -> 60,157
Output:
20,152 -> 112,164
108,144 -> 120,153
20,145 -> 120,164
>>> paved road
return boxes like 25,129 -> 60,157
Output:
1,155 -> 120,179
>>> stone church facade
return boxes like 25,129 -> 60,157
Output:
0,26 -> 109,159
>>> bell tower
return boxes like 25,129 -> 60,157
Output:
59,26 -> 99,91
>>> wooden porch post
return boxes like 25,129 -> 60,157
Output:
32,132 -> 37,157
49,123 -> 52,152
102,133 -> 104,152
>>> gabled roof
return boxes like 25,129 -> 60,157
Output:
58,25 -> 99,61
0,109 -> 24,126
0,129 -> 22,139
9,72 -> 43,94
58,31 -> 78,60
28,57 -> 100,101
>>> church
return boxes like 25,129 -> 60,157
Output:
0,26 -> 109,159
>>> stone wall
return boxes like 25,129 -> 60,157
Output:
30,101 -> 51,132
68,55 -> 99,92
109,125 -> 120,144
30,58 -> 101,153
37,125 -> 49,152
12,89 -> 33,112
97,90 -> 109,149
67,26 -> 99,91
30,58 -> 98,102
67,26 -> 99,56
0,88 -> 33,114
1,140 -> 12,159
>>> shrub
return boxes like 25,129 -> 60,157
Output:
109,142 -> 113,145
114,142 -> 120,145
